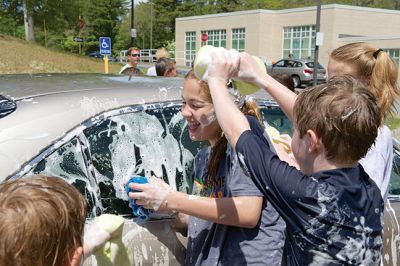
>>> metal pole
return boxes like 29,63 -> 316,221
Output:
150,0 -> 153,50
313,0 -> 321,86
131,0 -> 134,47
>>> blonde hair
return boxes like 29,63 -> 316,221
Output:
155,47 -> 169,60
0,175 -> 87,266
294,75 -> 380,165
330,42 -> 399,123
127,47 -> 140,56
184,70 -> 261,187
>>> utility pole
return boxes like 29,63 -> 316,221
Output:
150,0 -> 153,50
131,0 -> 135,47
313,0 -> 321,86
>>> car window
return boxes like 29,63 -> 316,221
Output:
27,137 -> 98,217
293,61 -> 302,68
259,105 -> 292,136
83,105 -> 201,216
305,62 -> 324,69
390,150 -> 400,196
274,60 -> 286,67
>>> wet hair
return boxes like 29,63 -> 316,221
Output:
156,58 -> 176,77
0,175 -> 87,266
293,75 -> 380,165
272,73 -> 295,92
184,70 -> 262,186
155,47 -> 169,60
330,42 -> 399,123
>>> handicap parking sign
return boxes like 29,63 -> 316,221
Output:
99,37 -> 111,55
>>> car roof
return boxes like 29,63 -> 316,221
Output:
0,74 -> 187,179
279,58 -> 312,62
0,73 -> 273,180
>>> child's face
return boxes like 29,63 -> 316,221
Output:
291,125 -> 312,175
181,78 -> 221,145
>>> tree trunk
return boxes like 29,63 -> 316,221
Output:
23,0 -> 35,43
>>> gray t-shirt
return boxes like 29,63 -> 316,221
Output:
186,144 -> 285,266
359,125 -> 393,200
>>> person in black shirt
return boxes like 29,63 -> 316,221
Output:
205,51 -> 383,266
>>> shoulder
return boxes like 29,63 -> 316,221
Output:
373,125 -> 393,151
119,64 -> 130,74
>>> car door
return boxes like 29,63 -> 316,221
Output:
13,101 -> 202,265
270,60 -> 288,75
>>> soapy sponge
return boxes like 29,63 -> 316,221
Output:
193,45 -> 266,95
93,214 -> 131,266
125,176 -> 152,220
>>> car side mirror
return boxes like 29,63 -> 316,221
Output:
0,95 -> 17,119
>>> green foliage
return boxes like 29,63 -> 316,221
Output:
386,116 -> 400,130
1,0 -> 400,55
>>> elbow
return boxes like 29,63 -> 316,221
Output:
239,216 -> 260,229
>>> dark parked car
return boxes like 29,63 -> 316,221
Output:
0,74 -> 398,265
87,51 -> 118,62
267,58 -> 326,88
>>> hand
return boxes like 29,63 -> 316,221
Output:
207,48 -> 240,85
128,176 -> 173,211
236,52 -> 267,86
83,217 -> 111,258
171,213 -> 189,236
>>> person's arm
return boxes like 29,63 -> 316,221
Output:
236,53 -> 297,122
129,179 -> 263,229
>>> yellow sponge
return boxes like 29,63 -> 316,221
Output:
265,126 -> 292,154
94,214 -> 131,266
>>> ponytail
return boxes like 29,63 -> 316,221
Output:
370,50 -> 399,122
330,42 -> 399,124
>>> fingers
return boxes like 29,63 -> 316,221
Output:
129,191 -> 146,200
129,182 -> 148,191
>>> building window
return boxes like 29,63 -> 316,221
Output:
384,49 -> 400,66
185,32 -> 196,67
283,25 -> 316,59
201,29 -> 226,48
232,28 -> 245,51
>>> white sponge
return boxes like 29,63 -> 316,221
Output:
193,45 -> 266,95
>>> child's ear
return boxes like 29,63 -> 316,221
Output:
69,246 -> 84,266
306,129 -> 321,153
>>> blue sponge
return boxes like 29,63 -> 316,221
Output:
125,176 -> 152,220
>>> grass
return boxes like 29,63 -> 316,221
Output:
386,116 -> 400,130
0,34 -> 122,74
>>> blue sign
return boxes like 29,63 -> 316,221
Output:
99,37 -> 111,55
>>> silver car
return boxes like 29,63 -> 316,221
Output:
0,74 -> 398,265
267,58 -> 326,88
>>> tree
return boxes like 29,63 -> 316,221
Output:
22,0 -> 35,42
84,0 -> 127,52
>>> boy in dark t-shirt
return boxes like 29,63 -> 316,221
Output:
206,51 -> 384,266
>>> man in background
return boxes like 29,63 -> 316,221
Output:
119,47 -> 142,75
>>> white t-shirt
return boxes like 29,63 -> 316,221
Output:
147,66 -> 157,76
359,125 -> 393,200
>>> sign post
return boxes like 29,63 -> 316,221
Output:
99,37 -> 111,74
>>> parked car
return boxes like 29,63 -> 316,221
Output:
267,58 -> 326,88
87,51 -> 118,62
0,74 -> 398,265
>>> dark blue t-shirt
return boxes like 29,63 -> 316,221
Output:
235,116 -> 384,265
186,141 -> 285,266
